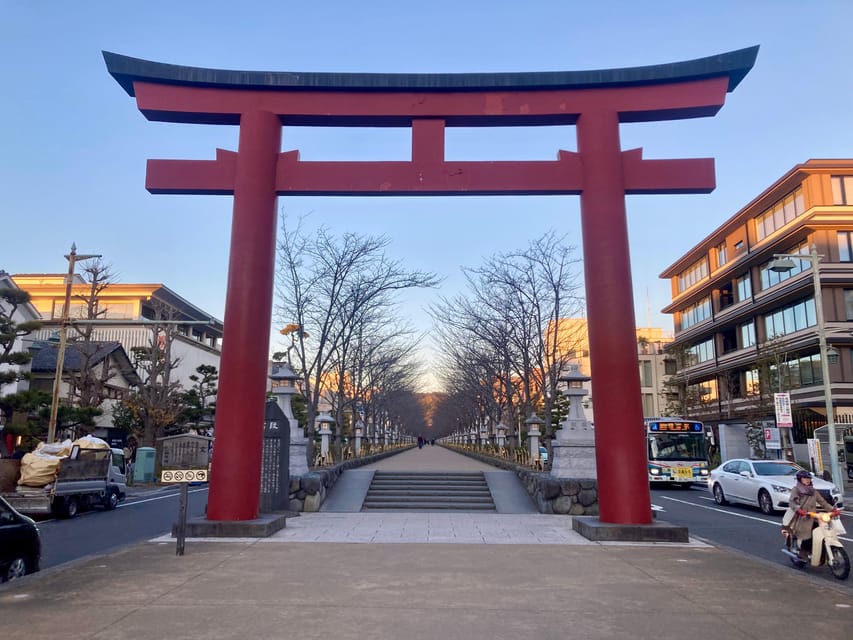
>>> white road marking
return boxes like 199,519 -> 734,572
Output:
660,495 -> 853,543
118,487 -> 208,507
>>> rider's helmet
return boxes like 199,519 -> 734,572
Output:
795,469 -> 812,481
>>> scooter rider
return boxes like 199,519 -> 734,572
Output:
787,470 -> 833,558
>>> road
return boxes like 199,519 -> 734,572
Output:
651,484 -> 852,588
35,486 -> 209,570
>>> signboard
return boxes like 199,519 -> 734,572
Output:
807,438 -> 823,473
774,392 -> 793,428
764,427 -> 781,450
160,469 -> 208,483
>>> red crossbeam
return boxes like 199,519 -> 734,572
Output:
133,77 -> 729,125
147,148 -> 714,196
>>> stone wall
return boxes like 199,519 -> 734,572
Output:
288,446 -> 415,512
447,446 -> 599,516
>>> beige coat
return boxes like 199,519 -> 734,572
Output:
788,483 -> 833,540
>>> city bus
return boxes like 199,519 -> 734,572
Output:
645,418 -> 710,486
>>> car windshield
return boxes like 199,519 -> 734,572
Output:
752,462 -> 801,476
648,433 -> 707,461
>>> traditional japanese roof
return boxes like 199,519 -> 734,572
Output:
31,340 -> 142,386
104,46 -> 758,97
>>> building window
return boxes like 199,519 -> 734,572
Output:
734,240 -> 744,252
678,297 -> 712,331
744,369 -> 760,396
639,360 -> 653,387
735,273 -> 752,302
759,242 -> 809,290
831,175 -> 853,205
754,187 -> 805,241
642,393 -> 655,417
715,242 -> 727,268
677,257 -> 709,293
846,290 -> 853,320
838,231 -> 853,262
687,338 -> 714,364
739,320 -> 756,348
687,378 -> 717,403
764,298 -> 816,339
102,303 -> 134,319
773,353 -> 822,388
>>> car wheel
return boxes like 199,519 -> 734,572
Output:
104,490 -> 119,510
713,483 -> 728,505
758,489 -> 775,515
2,557 -> 29,582
63,497 -> 79,519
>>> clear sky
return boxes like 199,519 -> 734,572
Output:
2,1 -> 852,383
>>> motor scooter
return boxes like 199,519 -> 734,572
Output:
781,509 -> 850,580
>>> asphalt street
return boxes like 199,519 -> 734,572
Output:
651,484 -> 852,589
34,486 -> 209,569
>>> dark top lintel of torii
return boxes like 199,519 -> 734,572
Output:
103,46 -> 758,98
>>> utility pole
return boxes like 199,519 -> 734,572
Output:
47,244 -> 101,444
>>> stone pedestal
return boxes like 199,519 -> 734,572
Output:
551,423 -> 597,478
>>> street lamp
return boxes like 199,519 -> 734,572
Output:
47,244 -> 101,444
769,244 -> 844,490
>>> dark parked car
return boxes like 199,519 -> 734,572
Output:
0,496 -> 41,582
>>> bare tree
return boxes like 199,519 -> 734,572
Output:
117,303 -> 184,446
431,231 -> 584,442
275,215 -> 439,464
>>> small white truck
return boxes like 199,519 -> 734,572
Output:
0,447 -> 127,518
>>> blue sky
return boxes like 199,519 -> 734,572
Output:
2,1 -> 852,379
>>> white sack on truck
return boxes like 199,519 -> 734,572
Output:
36,439 -> 74,458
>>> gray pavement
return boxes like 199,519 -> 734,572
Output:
2,446 -> 851,639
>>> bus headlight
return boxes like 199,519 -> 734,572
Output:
650,468 -> 660,475
699,469 -> 709,475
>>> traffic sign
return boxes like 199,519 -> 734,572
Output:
161,469 -> 208,483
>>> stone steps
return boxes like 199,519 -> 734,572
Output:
362,471 -> 496,511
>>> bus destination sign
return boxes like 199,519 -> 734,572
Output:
649,421 -> 702,432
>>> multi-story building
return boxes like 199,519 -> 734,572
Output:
551,318 -> 673,421
12,274 -> 223,394
660,159 -> 853,463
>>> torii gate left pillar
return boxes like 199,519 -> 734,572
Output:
105,47 -> 757,534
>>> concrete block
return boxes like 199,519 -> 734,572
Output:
172,514 -> 287,538
572,516 -> 688,543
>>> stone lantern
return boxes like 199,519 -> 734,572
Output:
525,413 -> 544,464
496,422 -> 507,448
551,364 -> 597,478
270,361 -> 308,475
316,412 -> 335,461
354,419 -> 364,456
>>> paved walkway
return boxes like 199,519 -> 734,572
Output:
321,445 -> 537,513
2,534 -> 850,639
361,444 -> 499,471
2,447 -> 850,640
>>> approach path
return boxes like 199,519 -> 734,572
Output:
360,443 -> 499,471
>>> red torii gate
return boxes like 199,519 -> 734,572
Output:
105,47 -> 757,526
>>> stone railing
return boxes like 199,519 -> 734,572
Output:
289,444 -> 415,512
444,444 -> 599,516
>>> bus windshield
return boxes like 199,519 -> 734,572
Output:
648,432 -> 707,461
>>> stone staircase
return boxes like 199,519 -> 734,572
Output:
361,471 -> 496,511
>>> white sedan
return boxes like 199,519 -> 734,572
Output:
708,459 -> 843,515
